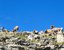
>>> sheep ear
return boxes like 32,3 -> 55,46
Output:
51,25 -> 55,29
45,30 -> 47,33
12,26 -> 19,32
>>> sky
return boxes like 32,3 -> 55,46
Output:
0,0 -> 64,31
